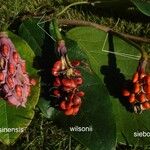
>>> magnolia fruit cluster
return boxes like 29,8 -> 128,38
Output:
122,60 -> 150,113
0,33 -> 36,107
52,56 -> 84,116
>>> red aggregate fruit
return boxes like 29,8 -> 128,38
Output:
21,62 -> 26,73
53,90 -> 60,97
62,79 -> 77,88
30,79 -> 36,86
122,58 -> 150,113
76,91 -> 85,97
74,77 -> 83,85
133,83 -> 140,93
8,63 -> 15,74
122,89 -> 130,97
132,72 -> 139,83
13,52 -> 19,63
60,101 -> 67,110
2,44 -> 9,57
71,60 -> 81,67
72,106 -> 80,115
138,93 -> 146,103
51,54 -> 84,116
142,102 -> 150,109
0,72 -> 4,81
0,32 -> 36,107
73,96 -> 81,106
53,77 -> 61,87
64,108 -> 74,116
129,93 -> 135,103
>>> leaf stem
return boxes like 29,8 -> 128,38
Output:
57,19 -> 149,59
19,15 -> 150,44
52,18 -> 62,40
56,1 -> 90,18
57,19 -> 150,44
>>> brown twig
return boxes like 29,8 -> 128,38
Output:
57,19 -> 150,44
20,14 -> 150,44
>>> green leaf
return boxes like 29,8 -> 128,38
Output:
66,27 -> 150,146
38,98 -> 57,119
54,67 -> 116,150
0,31 -> 40,145
18,19 -> 45,56
132,0 -> 150,16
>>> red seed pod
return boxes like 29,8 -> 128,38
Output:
76,91 -> 85,97
0,58 -> 6,69
71,60 -> 80,67
53,77 -> 61,87
53,90 -> 60,97
8,63 -> 15,74
62,79 -> 77,88
21,62 -> 26,73
63,86 -> 73,92
7,76 -> 14,89
122,89 -> 130,97
7,95 -> 20,106
138,93 -> 146,103
65,101 -> 73,110
68,93 -> 75,101
143,85 -> 150,94
74,77 -> 83,85
74,69 -> 81,77
133,83 -> 140,93
64,108 -> 74,116
53,60 -> 62,70
2,44 -> 9,57
30,79 -> 36,86
52,68 -> 59,76
132,72 -> 139,83
73,96 -> 82,106
72,106 -> 80,115
144,75 -> 150,85
13,52 -> 19,63
140,72 -> 146,79
15,85 -> 22,97
60,101 -> 67,110
146,93 -> 150,100
142,102 -> 150,109
129,93 -> 135,103
0,72 -> 4,81
27,85 -> 31,96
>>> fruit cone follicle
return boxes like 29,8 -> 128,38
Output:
0,32 -> 36,107
123,55 -> 150,113
51,38 -> 84,115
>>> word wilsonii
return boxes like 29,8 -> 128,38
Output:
70,126 -> 93,132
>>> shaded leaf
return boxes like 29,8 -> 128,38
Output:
38,98 -> 57,119
19,19 -> 45,56
132,0 -> 150,16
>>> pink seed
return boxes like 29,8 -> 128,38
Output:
0,72 -> 4,81
30,79 -> 36,86
2,44 -> 9,57
8,63 -> 15,74
7,95 -> 20,106
21,62 -> 26,73
13,52 -> 19,63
